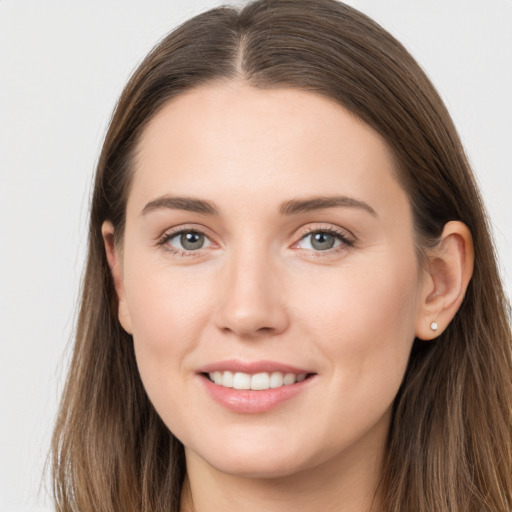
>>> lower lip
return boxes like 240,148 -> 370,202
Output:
200,375 -> 314,414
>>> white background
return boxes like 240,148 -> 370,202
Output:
1,1 -> 510,511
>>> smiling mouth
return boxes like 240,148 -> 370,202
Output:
204,371 -> 315,390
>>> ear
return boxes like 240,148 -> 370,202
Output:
101,221 -> 133,334
416,221 -> 474,340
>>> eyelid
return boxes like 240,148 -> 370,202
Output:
155,222 -> 355,257
156,224 -> 218,255
291,224 -> 356,252
156,223 -> 211,241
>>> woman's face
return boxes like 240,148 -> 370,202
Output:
109,83 -> 430,479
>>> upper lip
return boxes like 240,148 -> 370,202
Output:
197,359 -> 314,375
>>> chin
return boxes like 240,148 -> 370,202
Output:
185,433 -> 326,480
206,452 -> 310,480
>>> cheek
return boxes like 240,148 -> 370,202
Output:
293,252 -> 420,384
124,260 -> 212,350
287,255 -> 421,451
123,262 -> 216,433
121,257 -> 218,417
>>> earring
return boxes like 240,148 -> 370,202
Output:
430,321 -> 438,332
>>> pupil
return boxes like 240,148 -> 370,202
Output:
180,232 -> 204,250
311,232 -> 335,250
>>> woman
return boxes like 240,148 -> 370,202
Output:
51,0 -> 512,511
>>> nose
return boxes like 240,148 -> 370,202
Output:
213,248 -> 290,338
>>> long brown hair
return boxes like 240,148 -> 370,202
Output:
51,1 -> 512,510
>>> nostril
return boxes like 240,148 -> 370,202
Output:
256,326 -> 276,334
219,322 -> 283,338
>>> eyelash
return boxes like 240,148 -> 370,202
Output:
293,226 -> 355,253
157,226 -> 214,257
157,225 -> 355,257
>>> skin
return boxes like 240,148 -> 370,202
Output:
103,82 -> 473,512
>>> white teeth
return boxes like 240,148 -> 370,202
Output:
208,371 -> 309,390
270,371 -> 284,388
251,372 -> 270,390
232,372 -> 251,390
283,373 -> 296,385
222,371 -> 234,388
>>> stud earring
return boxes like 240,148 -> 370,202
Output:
430,321 -> 438,332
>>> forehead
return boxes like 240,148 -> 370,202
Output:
130,82 -> 409,221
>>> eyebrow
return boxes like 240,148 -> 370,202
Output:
279,195 -> 377,217
141,195 -> 219,216
140,194 -> 377,217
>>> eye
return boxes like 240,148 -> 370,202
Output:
162,230 -> 213,252
295,229 -> 353,251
